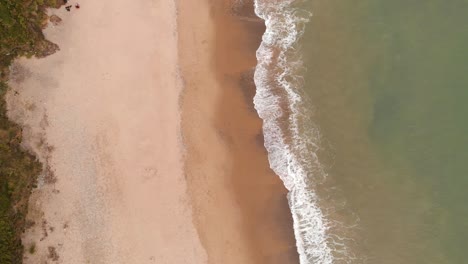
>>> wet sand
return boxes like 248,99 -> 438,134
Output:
179,0 -> 299,263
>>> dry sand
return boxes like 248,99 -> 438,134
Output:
7,0 -> 299,263
7,0 -> 206,263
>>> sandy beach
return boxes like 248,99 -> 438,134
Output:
179,1 -> 299,263
7,0 -> 206,263
6,0 -> 298,263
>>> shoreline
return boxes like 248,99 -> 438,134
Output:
179,0 -> 299,263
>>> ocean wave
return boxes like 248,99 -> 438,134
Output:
253,1 -> 355,263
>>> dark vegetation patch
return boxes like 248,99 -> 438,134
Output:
27,243 -> 34,255
0,0 -> 62,78
47,246 -> 58,261
0,0 -> 62,263
0,81 -> 41,264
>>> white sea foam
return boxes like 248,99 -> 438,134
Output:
253,1 -> 355,263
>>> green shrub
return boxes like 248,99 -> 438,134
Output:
0,81 -> 42,263
27,243 -> 35,254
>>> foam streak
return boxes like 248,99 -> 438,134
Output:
253,1 -> 341,263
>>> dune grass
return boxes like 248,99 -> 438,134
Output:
0,0 -> 61,262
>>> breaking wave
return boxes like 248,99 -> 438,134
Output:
253,1 -> 357,263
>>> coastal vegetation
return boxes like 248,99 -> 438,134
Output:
0,0 -> 61,262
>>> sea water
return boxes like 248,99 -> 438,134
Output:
254,0 -> 468,263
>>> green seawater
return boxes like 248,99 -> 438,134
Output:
297,0 -> 468,263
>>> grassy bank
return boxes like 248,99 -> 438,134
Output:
0,0 -> 61,263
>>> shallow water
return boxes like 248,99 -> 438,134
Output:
254,0 -> 468,263
298,0 -> 468,263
